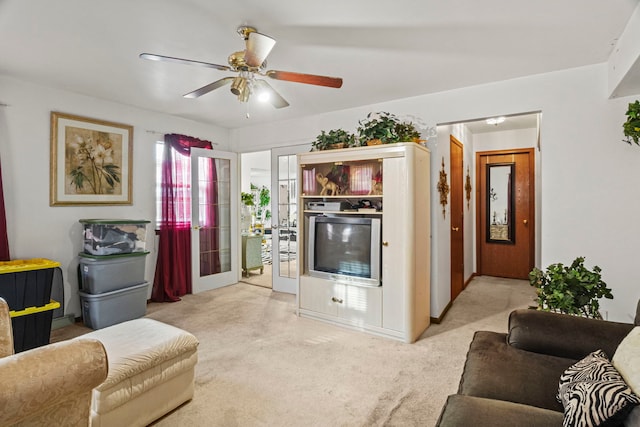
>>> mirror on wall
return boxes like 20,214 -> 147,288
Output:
486,163 -> 515,244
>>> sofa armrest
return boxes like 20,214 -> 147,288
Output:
507,309 -> 634,360
0,338 -> 108,426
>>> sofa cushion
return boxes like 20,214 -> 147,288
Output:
436,394 -> 564,427
612,327 -> 640,427
458,331 -> 572,412
557,349 -> 639,427
508,309 -> 634,361
613,327 -> 640,393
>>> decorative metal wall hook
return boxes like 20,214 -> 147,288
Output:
465,165 -> 472,210
437,157 -> 449,219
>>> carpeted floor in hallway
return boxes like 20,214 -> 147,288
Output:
52,275 -> 536,427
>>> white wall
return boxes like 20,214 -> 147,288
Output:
0,76 -> 230,317
230,64 -> 640,323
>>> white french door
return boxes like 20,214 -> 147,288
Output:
190,148 -> 239,293
270,145 -> 309,294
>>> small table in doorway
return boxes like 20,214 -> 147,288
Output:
242,234 -> 264,277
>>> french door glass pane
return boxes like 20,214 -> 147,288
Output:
198,157 -> 231,276
278,155 -> 297,279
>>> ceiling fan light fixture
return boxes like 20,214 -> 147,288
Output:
238,84 -> 251,103
257,90 -> 270,103
230,76 -> 247,96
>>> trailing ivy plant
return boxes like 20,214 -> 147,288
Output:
623,100 -> 640,145
528,257 -> 613,319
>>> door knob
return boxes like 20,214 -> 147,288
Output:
452,227 -> 459,231
523,220 -> 528,225
193,225 -> 200,230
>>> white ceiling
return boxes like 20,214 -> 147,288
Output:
0,0 -> 638,130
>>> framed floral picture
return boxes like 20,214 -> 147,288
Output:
50,112 -> 133,206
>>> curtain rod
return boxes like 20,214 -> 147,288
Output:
145,129 -> 219,145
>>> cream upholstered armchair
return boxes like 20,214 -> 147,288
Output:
0,297 -> 108,426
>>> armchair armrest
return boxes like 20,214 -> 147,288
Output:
507,309 -> 634,360
0,338 -> 108,426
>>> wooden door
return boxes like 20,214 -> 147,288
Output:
476,149 -> 534,279
450,137 -> 464,300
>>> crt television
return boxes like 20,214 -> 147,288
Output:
308,215 -> 381,286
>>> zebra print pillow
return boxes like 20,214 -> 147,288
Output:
557,349 -> 640,427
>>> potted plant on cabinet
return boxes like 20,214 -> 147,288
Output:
528,256 -> 613,319
312,128 -> 356,151
623,100 -> 640,145
395,120 -> 424,143
357,112 -> 400,145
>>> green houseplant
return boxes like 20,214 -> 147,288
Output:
357,112 -> 400,145
312,128 -> 356,151
395,120 -> 423,143
623,100 -> 640,145
528,256 -> 613,319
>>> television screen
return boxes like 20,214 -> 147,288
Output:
313,221 -> 372,278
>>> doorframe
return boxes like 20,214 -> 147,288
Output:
475,148 -> 535,276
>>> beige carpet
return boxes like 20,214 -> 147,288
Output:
52,275 -> 536,427
240,262 -> 273,289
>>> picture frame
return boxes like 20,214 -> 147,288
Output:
50,112 -> 133,206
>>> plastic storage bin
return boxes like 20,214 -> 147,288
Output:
79,282 -> 148,329
0,259 -> 60,311
78,252 -> 149,294
9,300 -> 60,353
80,219 -> 150,256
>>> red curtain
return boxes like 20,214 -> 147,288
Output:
0,161 -> 10,261
151,134 -> 213,302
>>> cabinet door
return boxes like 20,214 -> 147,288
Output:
299,275 -> 341,316
381,156 -> 409,332
339,285 -> 382,327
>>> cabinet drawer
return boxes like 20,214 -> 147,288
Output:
300,275 -> 382,327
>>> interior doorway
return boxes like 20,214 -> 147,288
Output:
240,150 -> 273,289
442,111 -> 539,288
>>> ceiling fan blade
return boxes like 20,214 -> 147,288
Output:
183,77 -> 235,98
244,32 -> 276,68
254,79 -> 290,109
139,53 -> 230,71
266,70 -> 343,88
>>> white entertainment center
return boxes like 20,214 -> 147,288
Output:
297,143 -> 431,343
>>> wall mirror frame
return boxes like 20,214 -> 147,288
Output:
486,162 -> 515,244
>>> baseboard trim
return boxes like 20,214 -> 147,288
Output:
464,272 -> 477,289
51,314 -> 75,330
430,273 -> 478,324
430,300 -> 452,324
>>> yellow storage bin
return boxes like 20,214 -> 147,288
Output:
9,300 -> 60,353
0,259 -> 60,311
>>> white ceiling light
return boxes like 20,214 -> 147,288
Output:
486,116 -> 506,125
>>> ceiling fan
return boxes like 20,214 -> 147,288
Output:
140,25 -> 343,109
